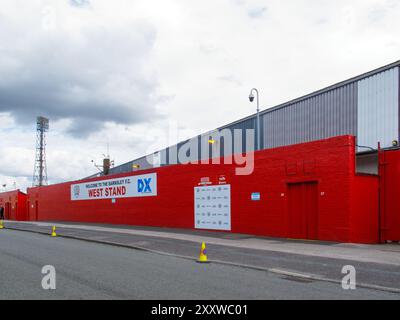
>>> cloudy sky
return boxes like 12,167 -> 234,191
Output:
0,0 -> 399,192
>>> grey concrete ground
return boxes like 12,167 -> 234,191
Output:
0,229 -> 399,300
8,220 -> 400,265
4,221 -> 400,293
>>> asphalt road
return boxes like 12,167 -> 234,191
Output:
0,229 -> 399,300
7,221 -> 400,291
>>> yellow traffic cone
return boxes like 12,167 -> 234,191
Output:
0,220 -> 4,229
51,226 -> 57,237
197,242 -> 209,263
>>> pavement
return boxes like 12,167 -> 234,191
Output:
2,220 -> 400,296
1,228 -> 399,300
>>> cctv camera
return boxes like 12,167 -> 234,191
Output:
249,94 -> 255,103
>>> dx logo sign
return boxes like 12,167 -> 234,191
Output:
138,178 -> 152,193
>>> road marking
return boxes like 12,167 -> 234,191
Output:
268,268 -> 317,279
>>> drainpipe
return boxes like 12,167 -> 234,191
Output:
378,142 -> 384,244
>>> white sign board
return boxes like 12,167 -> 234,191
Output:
251,192 -> 261,201
71,173 -> 157,201
194,184 -> 231,231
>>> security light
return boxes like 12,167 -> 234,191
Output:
249,93 -> 255,103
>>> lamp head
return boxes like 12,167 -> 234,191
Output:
249,93 -> 255,103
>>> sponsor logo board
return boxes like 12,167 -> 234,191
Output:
71,173 -> 157,201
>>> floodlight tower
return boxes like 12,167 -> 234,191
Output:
33,116 -> 49,187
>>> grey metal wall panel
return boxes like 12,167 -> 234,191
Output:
197,118 -> 260,160
108,156 -> 154,176
356,153 -> 378,175
102,62 -> 400,177
132,156 -> 155,170
263,82 -> 357,148
357,67 -> 399,150
177,137 -> 200,164
222,117 -> 258,155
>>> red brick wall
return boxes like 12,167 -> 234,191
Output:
0,190 -> 28,221
26,135 -> 379,243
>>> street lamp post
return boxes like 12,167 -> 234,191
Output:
249,88 -> 261,151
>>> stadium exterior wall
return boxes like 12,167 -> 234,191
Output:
0,190 -> 28,221
24,135 -> 381,244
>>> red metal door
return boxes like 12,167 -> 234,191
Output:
288,183 -> 306,239
288,182 -> 319,240
380,149 -> 400,242
35,200 -> 39,221
5,202 -> 11,220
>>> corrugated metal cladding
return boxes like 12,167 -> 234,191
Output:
144,118 -> 259,167
357,67 -> 399,150
263,82 -> 358,148
101,62 -> 400,177
107,156 -> 154,176
220,117 -> 262,154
